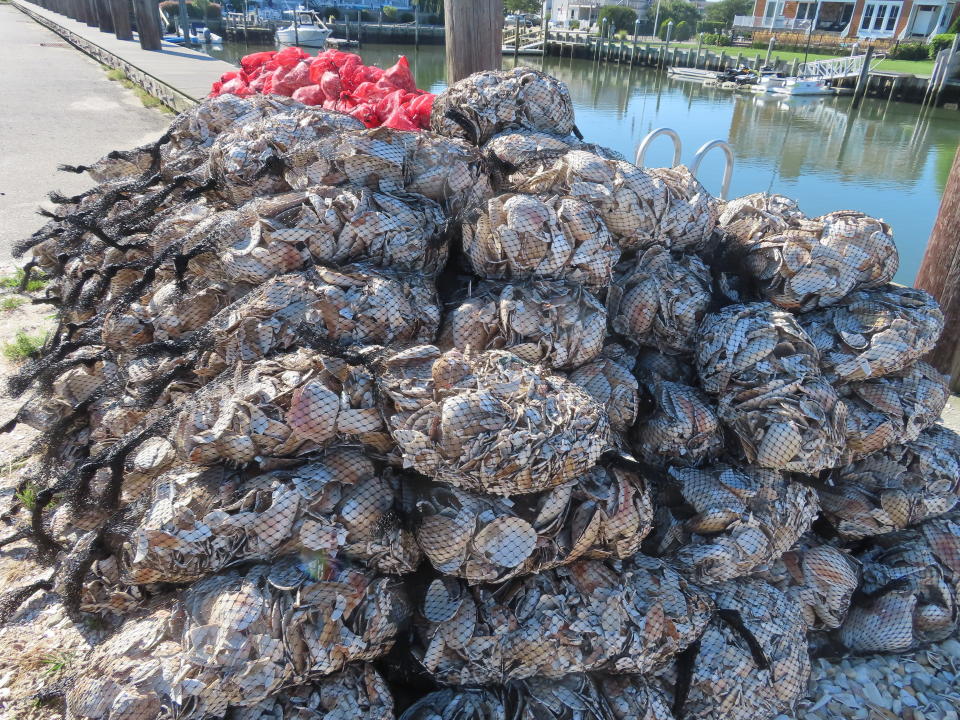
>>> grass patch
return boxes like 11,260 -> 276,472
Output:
1,296 -> 27,312
0,268 -> 47,293
2,331 -> 48,362
40,651 -> 74,676
15,483 -> 38,511
873,57 -> 934,76
105,68 -> 175,113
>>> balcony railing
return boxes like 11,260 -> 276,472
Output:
733,15 -> 814,30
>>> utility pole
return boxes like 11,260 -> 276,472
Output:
444,0 -> 503,82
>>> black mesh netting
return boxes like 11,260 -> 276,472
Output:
1,65 -> 959,720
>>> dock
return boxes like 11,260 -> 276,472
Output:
11,0 -> 236,110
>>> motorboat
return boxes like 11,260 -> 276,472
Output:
770,78 -> 836,96
276,11 -> 332,47
752,74 -> 787,93
163,24 -> 222,45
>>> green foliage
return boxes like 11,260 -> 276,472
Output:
382,5 -> 397,20
598,5 -> 637,32
658,18 -> 671,39
41,652 -> 74,676
889,41 -> 928,60
15,483 -> 37,511
3,331 -> 47,362
702,32 -> 732,45
674,19 -> 692,40
398,10 -> 414,22
0,297 -> 26,312
569,19 -> 580,29
654,0 -> 702,28
615,29 -> 629,39
0,269 -> 47,292
158,0 -> 220,20
704,0 -> 753,27
950,15 -> 960,33
929,33 -> 956,57
505,0 -> 541,13
316,5 -> 340,19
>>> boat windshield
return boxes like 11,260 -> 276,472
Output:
297,12 -> 316,25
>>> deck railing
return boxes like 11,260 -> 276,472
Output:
733,15 -> 813,30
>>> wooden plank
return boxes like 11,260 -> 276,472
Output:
916,144 -> 960,389
444,0 -> 503,83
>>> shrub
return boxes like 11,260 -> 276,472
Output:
358,9 -> 376,21
398,10 -> 414,22
658,18 -> 671,39
674,20 -> 692,40
569,19 -> 580,29
950,15 -> 960,33
598,5 -> 637,32
615,29 -> 629,39
888,41 -> 928,60
382,6 -> 397,21
702,32 -> 731,45
929,33 -> 956,57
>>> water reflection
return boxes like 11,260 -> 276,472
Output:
205,40 -> 958,283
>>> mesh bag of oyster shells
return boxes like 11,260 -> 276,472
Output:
412,462 -> 653,584
461,192 -> 620,288
672,579 -> 811,720
818,424 -> 960,539
378,345 -> 610,495
431,67 -> 576,145
510,150 -> 718,253
798,284 -> 944,384
415,556 -> 712,685
114,449 -> 420,587
400,674 -> 673,720
839,515 -> 960,654
67,558 -> 408,719
649,464 -> 819,584
442,279 -> 607,370
632,380 -> 724,468
567,342 -> 640,435
757,541 -> 860,632
607,246 -> 713,355
718,199 -> 899,311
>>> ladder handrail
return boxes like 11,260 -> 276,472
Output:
690,139 -> 735,200
635,127 -> 682,167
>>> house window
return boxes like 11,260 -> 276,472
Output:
861,1 -> 902,31
861,3 -> 874,27
873,4 -> 887,28
886,4 -> 899,29
796,2 -> 815,19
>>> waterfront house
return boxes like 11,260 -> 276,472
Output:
552,0 -> 652,28
735,0 -> 959,39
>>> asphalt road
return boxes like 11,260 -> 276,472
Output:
0,4 -> 170,269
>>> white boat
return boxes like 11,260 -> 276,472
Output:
770,78 -> 835,96
276,11 -> 332,47
752,74 -> 787,93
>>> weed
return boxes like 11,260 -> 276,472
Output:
105,68 -> 175,112
2,331 -> 48,362
0,268 -> 47,292
15,483 -> 38,511
106,68 -> 127,81
40,651 -> 74,676
1,296 -> 27,312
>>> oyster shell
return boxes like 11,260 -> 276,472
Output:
414,556 -> 713,684
650,464 -> 819,584
568,344 -> 640,433
462,192 -> 620,288
380,346 -> 610,495
839,360 -> 949,462
431,67 -> 576,145
632,381 -> 724,468
445,279 -> 607,370
798,285 -> 944,384
676,579 -> 811,720
820,424 -> 960,539
607,246 -> 713,355
413,463 -> 653,583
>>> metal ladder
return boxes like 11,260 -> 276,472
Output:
635,127 -> 735,200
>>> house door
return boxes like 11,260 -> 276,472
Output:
912,6 -> 937,34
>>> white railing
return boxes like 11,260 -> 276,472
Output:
733,15 -> 813,30
797,51 -> 886,79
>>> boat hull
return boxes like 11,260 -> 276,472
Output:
275,27 -> 331,47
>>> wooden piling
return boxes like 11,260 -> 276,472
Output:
444,0 -> 502,83
851,45 -> 873,109
96,0 -> 114,32
132,0 -> 162,50
414,6 -> 419,48
791,58 -> 799,76
110,0 -> 132,40
514,15 -> 520,61
916,144 -> 960,389
85,0 -> 98,26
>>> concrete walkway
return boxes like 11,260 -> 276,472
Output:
11,0 -> 237,106
0,4 -> 171,267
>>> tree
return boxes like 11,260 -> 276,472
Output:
598,5 -> 638,32
704,0 -> 754,28
674,19 -> 691,39
505,0 -> 542,14
653,0 -> 702,29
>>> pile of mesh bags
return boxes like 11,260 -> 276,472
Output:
1,65 -> 958,720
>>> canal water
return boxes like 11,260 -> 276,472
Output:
207,40 -> 958,284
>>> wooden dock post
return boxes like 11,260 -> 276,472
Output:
96,0 -> 114,33
414,6 -> 420,48
84,0 -> 98,26
357,10 -> 362,48
132,0 -> 162,49
444,0 -> 502,83
916,143 -> 960,389
934,35 -> 959,107
110,0 -> 132,40
791,58 -> 799,76
851,44 -> 873,109
765,36 -> 775,65
514,15 -> 520,60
